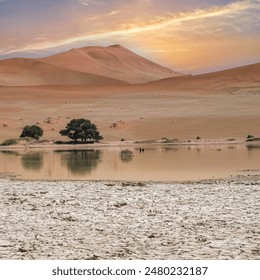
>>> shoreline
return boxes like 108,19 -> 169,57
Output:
1,138 -> 259,151
0,175 -> 259,260
0,171 -> 258,185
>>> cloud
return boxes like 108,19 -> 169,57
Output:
3,0 -> 258,55
107,10 -> 122,16
116,0 -> 260,34
73,0 -> 104,6
0,0 -> 259,73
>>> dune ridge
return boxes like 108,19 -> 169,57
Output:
0,57 -> 127,86
1,44 -> 258,88
0,45 -> 182,86
38,44 -> 182,84
0,47 -> 259,142
143,63 -> 260,91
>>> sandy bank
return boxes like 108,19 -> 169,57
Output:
0,177 -> 259,259
1,137 -> 258,151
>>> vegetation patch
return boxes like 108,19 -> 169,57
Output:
20,125 -> 43,140
0,139 -> 18,146
246,137 -> 260,142
60,118 -> 103,143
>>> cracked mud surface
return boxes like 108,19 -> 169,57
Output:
0,178 -> 259,259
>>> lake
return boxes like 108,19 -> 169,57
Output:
0,145 -> 260,181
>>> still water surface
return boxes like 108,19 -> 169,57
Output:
0,145 -> 260,181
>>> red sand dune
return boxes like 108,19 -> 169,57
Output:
0,45 -> 258,88
39,45 -> 182,84
144,63 -> 260,91
0,59 -> 260,142
0,58 -> 126,86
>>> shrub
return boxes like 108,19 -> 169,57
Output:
1,139 -> 18,146
20,125 -> 43,140
60,118 -> 103,143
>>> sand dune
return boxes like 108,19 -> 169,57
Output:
0,45 -> 182,86
0,58 -> 127,86
39,45 -> 182,84
144,63 -> 260,91
0,61 -> 259,143
3,45 -> 257,89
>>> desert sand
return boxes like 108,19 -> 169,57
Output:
0,45 -> 181,86
1,66 -> 260,143
0,58 -> 127,87
39,45 -> 183,84
0,46 -> 259,144
0,175 -> 259,260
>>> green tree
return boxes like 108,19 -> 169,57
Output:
59,118 -> 103,143
20,125 -> 43,140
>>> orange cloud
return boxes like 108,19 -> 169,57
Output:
1,0 -> 259,73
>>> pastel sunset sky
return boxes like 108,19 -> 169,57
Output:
0,0 -> 259,73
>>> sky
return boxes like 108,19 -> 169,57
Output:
0,0 -> 259,73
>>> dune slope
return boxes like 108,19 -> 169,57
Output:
145,63 -> 260,91
0,60 -> 260,142
39,45 -> 182,84
0,58 -> 127,86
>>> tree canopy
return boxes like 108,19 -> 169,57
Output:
59,118 -> 103,143
20,125 -> 43,140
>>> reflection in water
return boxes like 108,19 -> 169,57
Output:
21,152 -> 43,170
120,149 -> 134,162
1,145 -> 260,181
161,147 -> 178,152
59,150 -> 101,174
247,144 -> 260,157
247,144 -> 260,150
0,151 -> 19,156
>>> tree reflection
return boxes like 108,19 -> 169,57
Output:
120,149 -> 134,162
21,152 -> 43,170
247,145 -> 260,151
59,150 -> 101,174
0,151 -> 19,156
246,144 -> 260,157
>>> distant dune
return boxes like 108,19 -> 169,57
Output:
0,45 -> 258,88
0,58 -> 127,86
39,45 -> 182,84
0,50 -> 259,143
0,45 -> 182,86
144,63 -> 260,91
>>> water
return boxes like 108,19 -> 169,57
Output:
0,145 -> 260,181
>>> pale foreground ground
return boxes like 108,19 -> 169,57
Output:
0,176 -> 259,260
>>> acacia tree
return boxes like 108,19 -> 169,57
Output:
20,125 -> 43,140
59,118 -> 103,143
